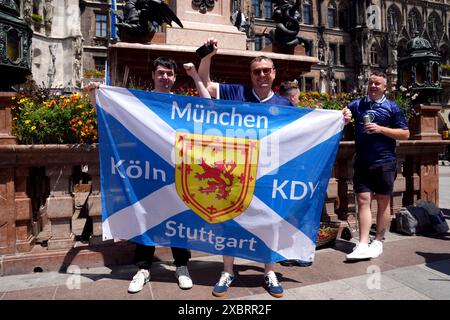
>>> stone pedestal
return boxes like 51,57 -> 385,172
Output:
0,167 -> 15,254
324,177 -> 338,221
14,166 -> 35,252
0,92 -> 17,145
85,164 -> 107,245
262,43 -> 306,55
409,104 -> 442,140
46,165 -> 75,250
165,1 -> 246,50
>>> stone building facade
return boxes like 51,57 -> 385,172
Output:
242,0 -> 450,102
22,0 -> 83,89
21,0 -> 450,105
79,0 -> 112,84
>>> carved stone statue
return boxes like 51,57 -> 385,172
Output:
73,36 -> 83,87
44,0 -> 54,29
267,0 -> 309,50
23,0 -> 33,24
230,10 -> 248,33
117,0 -> 183,38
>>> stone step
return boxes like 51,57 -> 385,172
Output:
0,241 -> 211,276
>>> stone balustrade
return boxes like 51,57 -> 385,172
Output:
0,140 -> 447,259
0,97 -> 449,275
0,144 -> 99,255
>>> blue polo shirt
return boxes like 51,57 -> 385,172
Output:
348,96 -> 408,167
218,84 -> 294,106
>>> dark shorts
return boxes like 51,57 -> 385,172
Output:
353,161 -> 397,195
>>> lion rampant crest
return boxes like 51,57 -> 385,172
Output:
175,133 -> 259,224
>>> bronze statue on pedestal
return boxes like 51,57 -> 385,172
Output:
117,0 -> 183,41
266,0 -> 310,52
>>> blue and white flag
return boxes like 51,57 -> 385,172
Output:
97,86 -> 343,264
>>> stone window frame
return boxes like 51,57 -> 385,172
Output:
33,0 -> 42,16
427,11 -> 443,44
302,0 -> 313,26
252,0 -> 262,19
263,0 -> 273,20
387,4 -> 402,33
327,1 -> 337,29
408,7 -> 423,36
94,11 -> 108,38
369,42 -> 379,66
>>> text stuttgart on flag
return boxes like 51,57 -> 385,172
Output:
96,86 -> 343,264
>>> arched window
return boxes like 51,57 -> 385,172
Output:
408,8 -> 423,36
33,0 -> 40,15
303,0 -> 312,25
440,45 -> 450,65
397,38 -> 408,58
328,2 -> 337,28
387,5 -> 401,33
338,4 -> 348,30
370,43 -> 378,65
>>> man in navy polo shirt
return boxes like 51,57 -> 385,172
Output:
198,39 -> 293,107
346,71 -> 410,261
197,38 -> 289,299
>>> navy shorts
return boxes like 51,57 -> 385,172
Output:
353,161 -> 397,195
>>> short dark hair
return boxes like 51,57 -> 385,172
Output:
369,71 -> 386,79
250,56 -> 274,68
279,80 -> 299,96
153,56 -> 177,72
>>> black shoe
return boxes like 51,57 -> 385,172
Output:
279,259 -> 313,267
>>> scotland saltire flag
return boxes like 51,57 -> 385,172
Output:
96,86 -> 344,264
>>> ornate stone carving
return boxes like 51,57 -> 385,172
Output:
73,36 -> 82,87
0,0 -> 20,16
22,0 -> 33,25
267,0 -> 309,50
192,0 -> 215,14
43,0 -> 53,30
117,0 -> 183,38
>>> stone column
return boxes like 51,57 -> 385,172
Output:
335,142 -> 355,220
409,104 -> 442,140
86,164 -> 104,245
324,175 -> 338,221
390,157 -> 406,215
46,164 -> 75,250
14,166 -> 35,252
165,0 -> 246,49
403,154 -> 420,206
0,167 -> 15,254
418,154 -> 440,204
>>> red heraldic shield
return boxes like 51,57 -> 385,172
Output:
175,133 -> 259,224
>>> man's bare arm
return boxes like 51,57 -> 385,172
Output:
198,38 -> 218,98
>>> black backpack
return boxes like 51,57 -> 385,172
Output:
395,200 -> 449,236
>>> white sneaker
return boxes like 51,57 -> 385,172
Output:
346,242 -> 372,260
369,240 -> 383,258
175,266 -> 193,290
128,269 -> 150,293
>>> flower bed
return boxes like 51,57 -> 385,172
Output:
316,221 -> 341,248
11,85 -> 97,144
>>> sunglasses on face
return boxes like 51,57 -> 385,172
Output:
251,67 -> 274,76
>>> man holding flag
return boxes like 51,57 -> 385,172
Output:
198,38 -> 352,297
87,56 -> 193,294
95,42 -> 351,299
